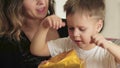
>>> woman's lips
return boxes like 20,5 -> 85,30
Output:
37,7 -> 46,13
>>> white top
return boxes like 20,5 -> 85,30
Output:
47,37 -> 117,68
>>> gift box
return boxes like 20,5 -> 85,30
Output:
38,49 -> 85,68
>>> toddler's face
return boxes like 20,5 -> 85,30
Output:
67,12 -> 102,49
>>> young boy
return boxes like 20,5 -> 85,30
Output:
30,0 -> 120,68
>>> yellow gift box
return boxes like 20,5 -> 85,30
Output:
38,49 -> 85,68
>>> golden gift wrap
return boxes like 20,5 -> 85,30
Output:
38,49 -> 85,68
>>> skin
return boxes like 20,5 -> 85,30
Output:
67,12 -> 103,50
22,0 -> 61,41
23,0 -> 48,19
30,11 -> 120,64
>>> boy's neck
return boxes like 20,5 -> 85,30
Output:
81,44 -> 96,50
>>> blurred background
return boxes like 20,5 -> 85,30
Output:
55,0 -> 120,39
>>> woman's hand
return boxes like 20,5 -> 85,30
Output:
38,60 -> 48,68
41,15 -> 65,30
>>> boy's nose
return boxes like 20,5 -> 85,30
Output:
73,29 -> 80,37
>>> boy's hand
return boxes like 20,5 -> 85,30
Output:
91,34 -> 111,49
41,15 -> 65,30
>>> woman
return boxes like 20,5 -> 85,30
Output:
0,0 -> 68,68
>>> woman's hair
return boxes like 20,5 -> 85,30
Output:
0,0 -> 6,32
0,0 -> 3,27
0,0 -> 55,40
49,0 -> 55,15
64,0 -> 105,20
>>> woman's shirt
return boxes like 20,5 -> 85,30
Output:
0,19 -> 68,68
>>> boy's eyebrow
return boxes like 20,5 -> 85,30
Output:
68,24 -> 85,28
67,24 -> 72,27
67,24 -> 74,27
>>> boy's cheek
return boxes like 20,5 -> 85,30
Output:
87,35 -> 94,43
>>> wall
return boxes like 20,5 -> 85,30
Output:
101,0 -> 120,39
55,0 -> 67,18
55,0 -> 120,39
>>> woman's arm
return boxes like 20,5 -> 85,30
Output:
30,24 -> 50,56
30,15 -> 65,56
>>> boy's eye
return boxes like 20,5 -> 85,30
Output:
79,28 -> 86,31
32,0 -> 37,1
68,27 -> 74,31
68,27 -> 86,32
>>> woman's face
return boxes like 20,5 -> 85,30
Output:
23,0 -> 49,20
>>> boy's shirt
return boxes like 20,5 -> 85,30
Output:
47,37 -> 117,68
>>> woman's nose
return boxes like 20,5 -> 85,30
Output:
37,0 -> 44,5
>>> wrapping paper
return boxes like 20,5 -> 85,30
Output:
38,49 -> 85,68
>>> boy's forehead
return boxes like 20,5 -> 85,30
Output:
66,12 -> 99,23
67,12 -> 89,21
66,13 -> 98,27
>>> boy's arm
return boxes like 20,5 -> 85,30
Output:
30,15 -> 65,56
105,41 -> 120,63
92,34 -> 120,63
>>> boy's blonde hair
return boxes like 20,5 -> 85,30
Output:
64,0 -> 105,20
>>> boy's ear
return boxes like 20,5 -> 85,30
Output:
96,19 -> 103,33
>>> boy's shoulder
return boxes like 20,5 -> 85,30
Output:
54,37 -> 71,42
48,37 -> 74,48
